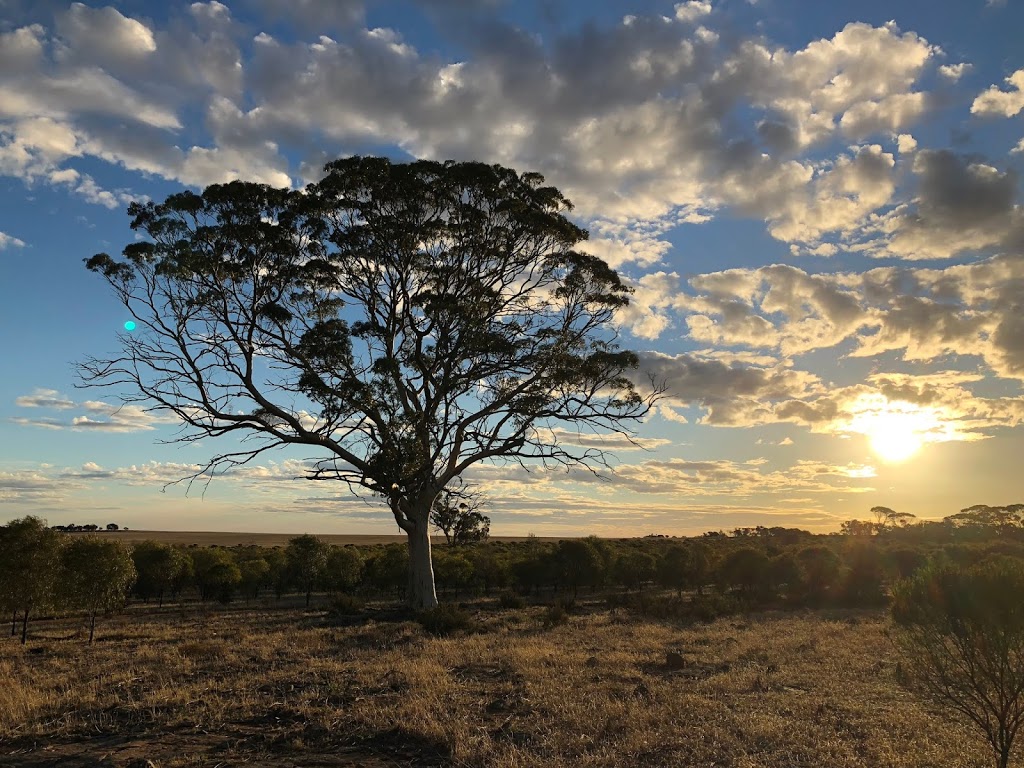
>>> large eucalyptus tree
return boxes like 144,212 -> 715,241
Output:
83,157 -> 653,609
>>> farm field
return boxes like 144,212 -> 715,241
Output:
0,600 -> 987,768
73,530 -> 556,548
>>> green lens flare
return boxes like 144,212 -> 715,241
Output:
124,321 -> 137,331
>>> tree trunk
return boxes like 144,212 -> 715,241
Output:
10,610 -> 15,636
89,612 -> 96,644
20,608 -> 29,645
406,518 -> 439,610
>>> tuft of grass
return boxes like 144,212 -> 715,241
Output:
329,593 -> 366,616
417,604 -> 478,637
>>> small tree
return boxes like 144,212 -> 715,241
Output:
132,540 -> 190,606
893,558 -> 1024,768
431,486 -> 491,546
615,548 -> 657,594
433,550 -> 475,597
718,547 -> 771,597
190,548 -> 240,602
871,505 -> 916,533
60,536 -> 136,643
554,539 -> 600,598
237,556 -> 271,601
82,157 -> 654,609
325,546 -> 363,594
0,516 -> 64,644
657,544 -> 692,597
796,545 -> 842,605
286,534 -> 330,607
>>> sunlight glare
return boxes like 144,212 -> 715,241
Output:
847,397 -> 946,464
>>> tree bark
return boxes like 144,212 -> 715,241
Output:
10,610 -> 15,636
89,611 -> 96,644
20,608 -> 29,645
406,517 -> 439,610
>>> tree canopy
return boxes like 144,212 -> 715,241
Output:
83,157 -> 654,608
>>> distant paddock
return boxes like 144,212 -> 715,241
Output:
66,529 -> 559,547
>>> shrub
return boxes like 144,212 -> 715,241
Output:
498,590 -> 524,609
329,593 -> 365,616
893,558 -> 1024,768
417,604 -> 477,637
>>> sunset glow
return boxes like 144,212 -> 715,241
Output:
846,397 -> 948,464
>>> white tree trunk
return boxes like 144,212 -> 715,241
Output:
406,516 -> 439,610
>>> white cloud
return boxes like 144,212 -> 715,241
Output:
56,4 -> 157,66
674,2 -> 712,23
0,25 -> 44,73
896,133 -> 917,153
12,391 -> 180,432
938,62 -> 971,81
0,231 -> 26,250
871,149 -> 1022,260
678,256 -> 1024,381
971,69 -> 1024,117
15,389 -> 75,409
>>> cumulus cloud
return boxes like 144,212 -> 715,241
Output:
676,256 -> 1024,380
971,69 -> 1024,117
674,1 -> 712,23
873,149 -> 1022,260
55,3 -> 157,69
938,62 -> 971,81
0,5 -> 955,240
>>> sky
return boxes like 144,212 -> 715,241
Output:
1,0 -> 1023,537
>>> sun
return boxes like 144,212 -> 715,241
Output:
847,397 -> 946,464
867,414 -> 924,463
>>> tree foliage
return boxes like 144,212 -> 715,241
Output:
60,536 -> 136,642
0,516 -> 64,644
82,157 -> 654,609
286,534 -> 329,607
431,486 -> 491,546
893,558 -> 1024,768
131,540 -> 190,606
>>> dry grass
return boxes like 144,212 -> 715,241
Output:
0,601 -> 989,767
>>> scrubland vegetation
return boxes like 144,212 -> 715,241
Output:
3,506 -> 1024,766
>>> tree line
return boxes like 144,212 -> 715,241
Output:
4,504 -> 1022,644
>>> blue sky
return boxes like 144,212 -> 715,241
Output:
1,0 -> 1023,535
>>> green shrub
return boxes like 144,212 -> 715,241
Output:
417,604 -> 477,637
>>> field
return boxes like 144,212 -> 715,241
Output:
78,530 -> 553,548
0,599 -> 989,768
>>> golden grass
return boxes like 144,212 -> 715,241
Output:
0,603 -> 990,767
